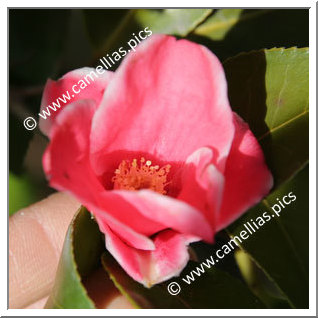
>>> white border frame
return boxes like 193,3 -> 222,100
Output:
3,1 -> 316,316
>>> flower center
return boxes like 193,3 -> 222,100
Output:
112,157 -> 171,195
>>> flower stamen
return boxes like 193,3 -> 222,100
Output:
112,157 -> 171,195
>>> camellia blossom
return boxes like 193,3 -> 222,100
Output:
41,35 -> 273,287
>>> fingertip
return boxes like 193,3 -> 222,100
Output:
9,192 -> 80,308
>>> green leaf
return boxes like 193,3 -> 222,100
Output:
234,250 -> 292,308
46,207 -> 264,309
223,46 -> 309,308
223,47 -> 309,186
102,252 -> 264,308
83,9 -> 212,60
101,252 -> 186,309
135,9 -> 212,36
227,165 -> 309,308
45,207 -> 104,308
194,9 -> 245,40
188,9 -> 308,62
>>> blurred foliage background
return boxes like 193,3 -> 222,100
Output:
9,9 -> 309,215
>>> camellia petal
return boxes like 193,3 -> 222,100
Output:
39,67 -> 113,136
90,34 -> 235,177
112,189 -> 214,243
216,113 -> 273,230
177,147 -> 225,231
43,99 -> 158,251
100,223 -> 195,287
41,35 -> 273,287
92,191 -> 165,240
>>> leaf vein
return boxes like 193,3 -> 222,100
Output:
258,110 -> 308,141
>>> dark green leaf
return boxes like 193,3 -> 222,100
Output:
83,9 -> 132,53
101,252 -> 186,309
102,252 -> 264,308
223,47 -> 309,186
234,250 -> 292,308
59,10 -> 94,70
227,166 -> 309,308
46,207 -> 264,309
224,48 -> 309,307
45,207 -> 104,308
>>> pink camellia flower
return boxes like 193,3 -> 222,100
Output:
41,35 -> 273,287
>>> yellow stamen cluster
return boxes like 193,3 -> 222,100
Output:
112,157 -> 171,195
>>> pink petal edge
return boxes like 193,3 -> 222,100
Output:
217,113 -> 273,230
40,67 -> 113,136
